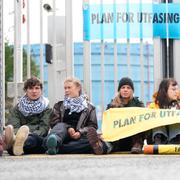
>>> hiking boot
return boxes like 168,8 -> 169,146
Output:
13,125 -> 29,156
87,127 -> 104,155
47,134 -> 58,155
4,125 -> 15,150
131,142 -> 143,154
0,136 -> 3,156
131,134 -> 143,154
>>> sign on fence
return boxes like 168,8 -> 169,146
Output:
83,3 -> 180,40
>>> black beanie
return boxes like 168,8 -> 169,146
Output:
118,77 -> 134,91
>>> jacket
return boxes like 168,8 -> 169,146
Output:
49,101 -> 98,135
107,97 -> 144,109
149,91 -> 180,109
148,101 -> 180,109
148,102 -> 159,109
7,105 -> 52,137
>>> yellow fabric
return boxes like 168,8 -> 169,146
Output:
101,107 -> 180,142
148,102 -> 159,109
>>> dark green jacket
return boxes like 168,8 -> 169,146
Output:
7,105 -> 52,137
107,97 -> 144,109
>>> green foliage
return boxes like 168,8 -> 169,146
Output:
22,48 -> 40,80
5,43 -> 14,83
5,43 -> 40,96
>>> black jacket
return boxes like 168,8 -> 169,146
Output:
49,101 -> 98,135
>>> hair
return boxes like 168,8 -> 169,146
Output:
64,77 -> 82,95
155,78 -> 178,108
23,76 -> 43,91
111,91 -> 133,107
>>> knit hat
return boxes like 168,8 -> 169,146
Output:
118,77 -> 134,91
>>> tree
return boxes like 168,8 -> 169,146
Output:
5,42 -> 39,92
5,42 -> 40,109
5,42 -> 39,82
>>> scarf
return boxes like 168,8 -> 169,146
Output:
18,95 -> 49,116
63,95 -> 88,114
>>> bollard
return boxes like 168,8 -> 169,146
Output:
143,145 -> 180,154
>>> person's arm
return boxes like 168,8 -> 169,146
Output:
78,105 -> 98,135
49,102 -> 62,128
7,106 -> 21,133
33,107 -> 52,137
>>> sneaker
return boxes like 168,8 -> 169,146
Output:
4,125 -> 15,150
13,125 -> 29,156
87,127 -> 104,155
47,134 -> 58,155
0,136 -> 3,156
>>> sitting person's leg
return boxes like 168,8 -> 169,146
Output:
152,126 -> 168,144
168,124 -> 180,144
23,133 -> 45,154
45,122 -> 69,155
5,125 -> 29,156
131,133 -> 144,154
4,125 -> 15,153
59,136 -> 92,154
13,125 -> 29,156
87,127 -> 110,155
0,135 -> 3,156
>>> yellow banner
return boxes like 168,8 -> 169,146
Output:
102,107 -> 180,142
143,145 -> 180,154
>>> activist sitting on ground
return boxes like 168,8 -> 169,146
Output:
4,77 -> 52,156
0,136 -> 3,156
87,77 -> 146,154
148,78 -> 180,144
44,77 -> 107,155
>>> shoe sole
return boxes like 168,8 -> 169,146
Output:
131,147 -> 142,154
5,125 -> 15,150
47,135 -> 57,155
13,125 -> 29,156
87,127 -> 103,155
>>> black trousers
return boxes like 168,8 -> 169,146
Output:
7,133 -> 46,155
45,122 -> 93,154
23,133 -> 46,154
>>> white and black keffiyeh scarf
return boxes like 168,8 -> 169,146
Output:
63,95 -> 88,114
18,95 -> 49,116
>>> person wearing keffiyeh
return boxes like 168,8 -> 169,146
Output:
4,77 -> 52,156
45,77 -> 105,155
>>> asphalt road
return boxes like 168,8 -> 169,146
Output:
0,153 -> 180,180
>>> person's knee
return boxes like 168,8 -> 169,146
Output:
24,135 -> 37,148
50,122 -> 67,132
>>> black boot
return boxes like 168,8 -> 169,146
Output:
131,134 -> 143,154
